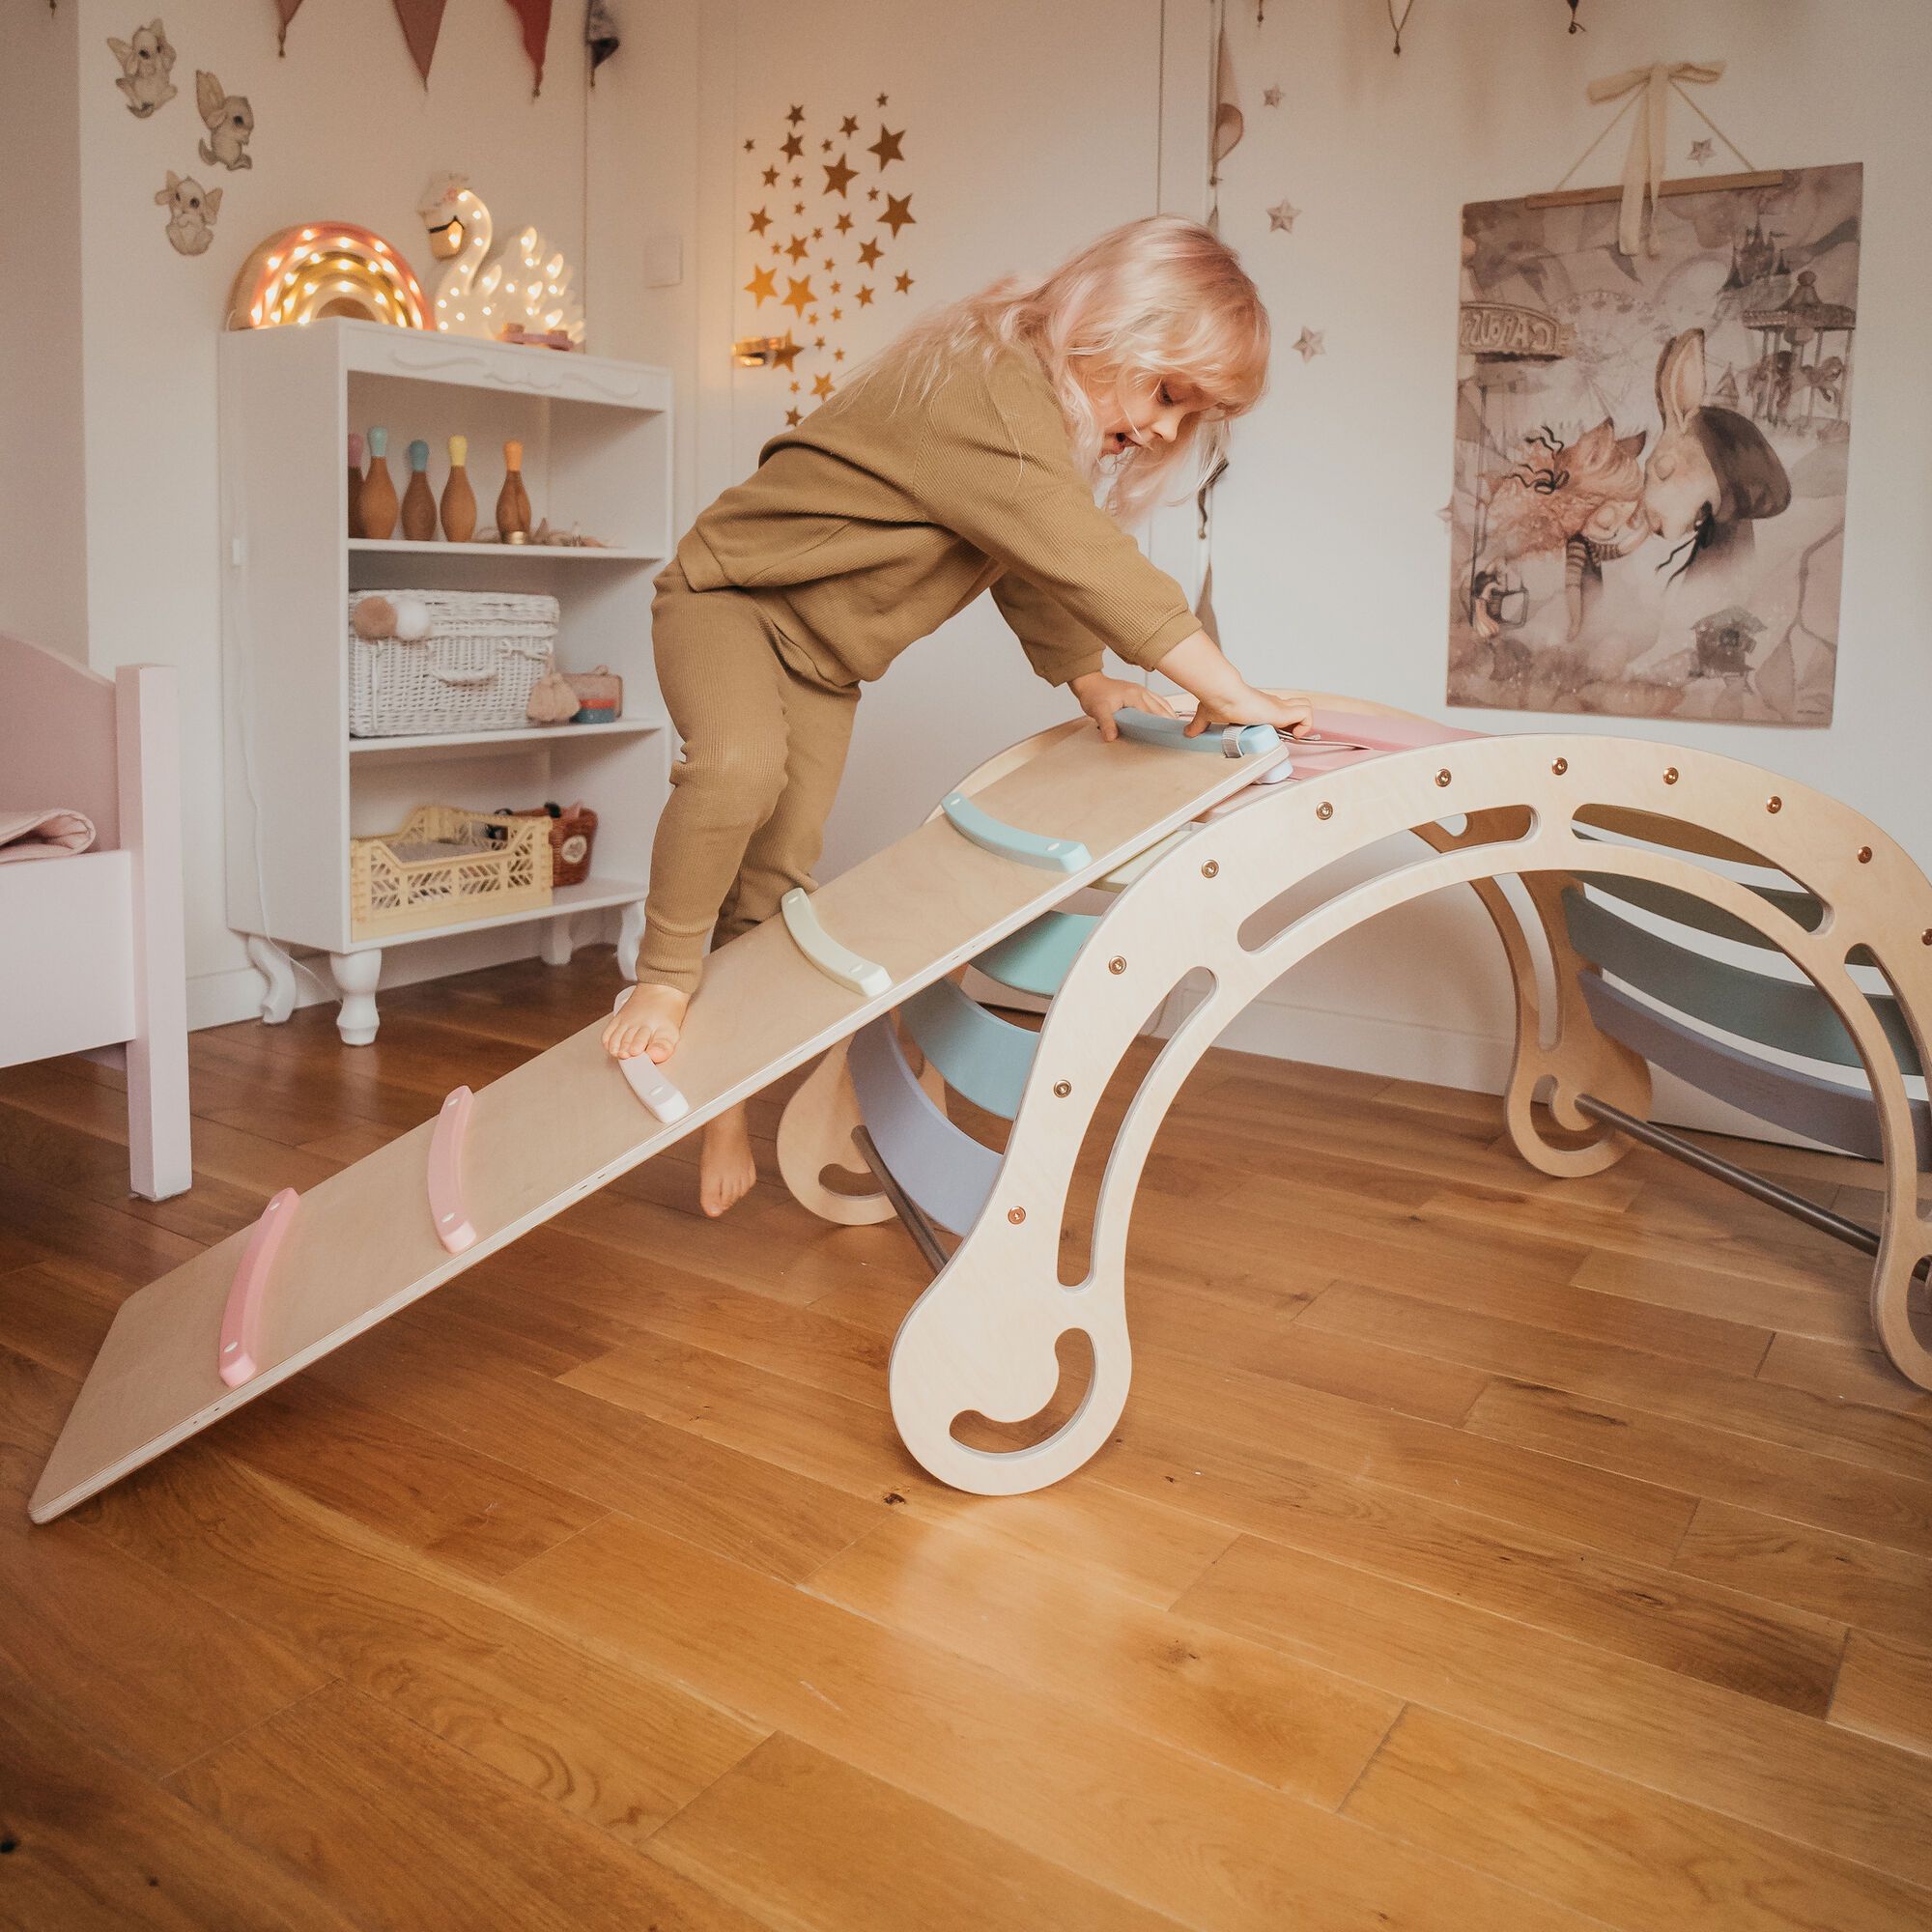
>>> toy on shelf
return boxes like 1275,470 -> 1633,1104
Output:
496,440 -> 532,544
500,801 -> 598,887
564,666 -> 621,722
401,440 -> 438,542
358,428 -> 399,540
225,222 -> 430,331
530,519 -> 611,549
440,435 -> 477,543
417,174 -> 587,348
346,432 -> 365,539
525,655 -> 580,724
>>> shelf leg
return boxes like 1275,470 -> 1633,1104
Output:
327,950 -> 383,1047
538,915 -> 576,968
245,935 -> 298,1026
616,901 -> 645,984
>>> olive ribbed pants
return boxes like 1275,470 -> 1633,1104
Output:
635,559 -> 860,994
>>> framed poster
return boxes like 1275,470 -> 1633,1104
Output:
1448,162 -> 1861,724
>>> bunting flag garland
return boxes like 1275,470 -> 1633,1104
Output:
274,0 -> 554,91
586,0 -> 621,74
392,0 -> 449,85
503,0 -> 554,95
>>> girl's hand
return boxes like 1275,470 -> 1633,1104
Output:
1068,672 -> 1177,743
1181,686 -> 1314,739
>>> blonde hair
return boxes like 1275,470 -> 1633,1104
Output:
834,214 -> 1269,523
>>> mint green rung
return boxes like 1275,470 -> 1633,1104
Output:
940,791 -> 1091,872
900,980 -> 1038,1121
974,910 -> 1097,998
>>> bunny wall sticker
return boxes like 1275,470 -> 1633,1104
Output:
195,71 -> 255,171
108,19 -> 179,118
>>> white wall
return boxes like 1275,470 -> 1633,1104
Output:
1,0 -> 90,659
1200,0 -> 1932,1097
61,0 -> 658,1024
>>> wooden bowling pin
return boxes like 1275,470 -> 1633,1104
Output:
358,427 -> 398,541
496,439 -> 532,544
347,432 -> 365,538
401,439 -> 437,542
440,435 -> 477,543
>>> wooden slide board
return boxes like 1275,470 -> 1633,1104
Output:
30,725 -> 1289,1522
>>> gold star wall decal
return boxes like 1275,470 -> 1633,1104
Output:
857,238 -> 883,267
744,264 -> 778,304
771,332 -> 801,371
840,115 -> 859,135
761,165 -> 779,185
783,277 -> 817,316
813,334 -> 825,348
793,202 -> 806,213
867,186 -> 879,201
781,132 -> 804,160
820,138 -> 832,153
856,284 -> 875,305
823,153 -> 859,196
876,92 -> 889,105
834,347 -> 845,359
812,372 -> 835,398
785,407 -> 803,425
812,226 -> 823,241
749,207 -> 771,235
879,192 -> 916,237
790,174 -> 802,186
895,270 -> 914,293
784,234 -> 810,262
867,125 -> 905,169
1264,84 -> 1282,106
835,213 -> 853,233
822,258 -> 834,270
832,308 -> 843,321
743,138 -> 755,152
786,104 -> 805,126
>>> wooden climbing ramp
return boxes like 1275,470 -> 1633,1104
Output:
29,722 -> 1288,1522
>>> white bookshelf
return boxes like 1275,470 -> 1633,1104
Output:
218,319 -> 674,1043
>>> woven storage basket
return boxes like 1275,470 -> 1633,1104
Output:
349,590 -> 558,737
349,806 -> 553,940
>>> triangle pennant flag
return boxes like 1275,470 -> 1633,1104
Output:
391,0 -> 451,86
504,0 -> 554,96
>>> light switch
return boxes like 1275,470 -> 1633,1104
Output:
644,235 -> 683,288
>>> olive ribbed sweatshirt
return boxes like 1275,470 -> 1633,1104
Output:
672,341 -> 1200,690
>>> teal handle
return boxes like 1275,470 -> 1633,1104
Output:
1114,711 -> 1278,758
941,792 -> 1091,872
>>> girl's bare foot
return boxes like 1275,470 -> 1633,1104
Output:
699,1103 -> 757,1217
603,982 -> 688,1062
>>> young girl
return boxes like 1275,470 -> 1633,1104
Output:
604,213 -> 1309,1214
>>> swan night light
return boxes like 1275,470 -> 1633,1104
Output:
417,173 -> 587,349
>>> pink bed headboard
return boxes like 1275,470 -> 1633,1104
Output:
0,633 -> 121,849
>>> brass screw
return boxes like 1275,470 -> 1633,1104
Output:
1052,1080 -> 1071,1097
1435,769 -> 1452,787
1663,767 -> 1679,785
1858,846 -> 1873,865
1767,796 -> 1782,814
1007,1207 -> 1026,1224
1201,860 -> 1219,878
1316,801 -> 1334,820
1108,956 -> 1126,975
1550,757 -> 1568,776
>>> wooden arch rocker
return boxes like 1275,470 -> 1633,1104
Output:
778,702 -> 1932,1495
30,698 -> 1932,1521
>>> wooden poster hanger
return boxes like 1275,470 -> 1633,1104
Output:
1525,168 -> 1786,211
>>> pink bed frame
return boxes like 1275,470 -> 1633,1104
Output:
0,634 -> 191,1199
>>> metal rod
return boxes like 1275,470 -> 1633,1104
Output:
1575,1093 -> 1883,1256
853,1126 -> 949,1277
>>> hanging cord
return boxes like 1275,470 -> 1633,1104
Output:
1668,79 -> 1755,170
1386,1 -> 1417,56
1549,88 -> 1639,196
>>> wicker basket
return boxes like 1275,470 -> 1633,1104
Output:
349,590 -> 559,737
349,806 -> 553,940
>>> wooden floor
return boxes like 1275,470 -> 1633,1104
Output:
4,951 -> 1932,1931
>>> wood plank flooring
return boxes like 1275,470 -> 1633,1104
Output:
3,949 -> 1929,1931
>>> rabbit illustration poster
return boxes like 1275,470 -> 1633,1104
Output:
1447,163 -> 1861,725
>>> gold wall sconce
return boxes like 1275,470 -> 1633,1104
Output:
733,335 -> 789,368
